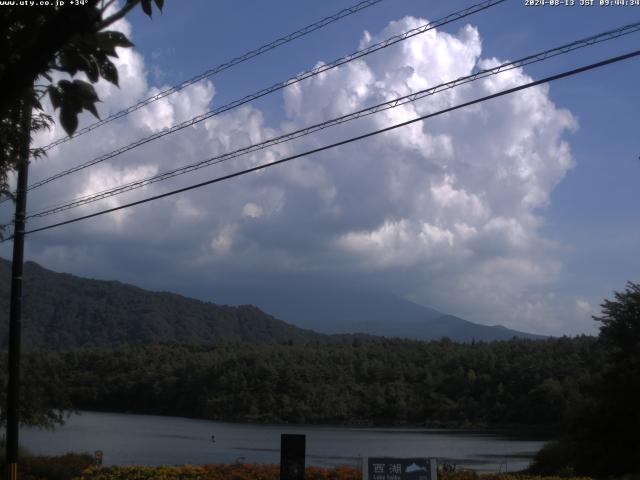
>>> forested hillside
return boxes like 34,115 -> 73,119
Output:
0,258 -> 543,346
4,337 -> 599,428
0,259 -> 330,348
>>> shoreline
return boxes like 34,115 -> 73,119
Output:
62,409 -> 554,439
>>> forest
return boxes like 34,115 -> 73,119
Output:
2,281 -> 638,477
1,336 -> 599,429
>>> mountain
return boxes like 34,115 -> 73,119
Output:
0,258 -> 330,349
209,282 -> 546,341
0,258 -> 544,349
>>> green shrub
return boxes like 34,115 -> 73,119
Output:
0,452 -> 94,480
528,440 -> 577,476
24,453 -> 94,480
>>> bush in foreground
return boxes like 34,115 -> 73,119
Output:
0,452 -> 94,480
73,464 -> 206,480
73,464 -> 362,480
72,465 -> 594,480
23,453 -> 95,480
440,473 -> 591,480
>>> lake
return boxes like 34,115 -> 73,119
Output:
21,411 -> 545,472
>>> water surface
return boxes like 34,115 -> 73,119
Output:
21,411 -> 544,472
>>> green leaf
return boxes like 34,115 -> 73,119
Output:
57,47 -> 100,83
99,59 -> 119,86
84,102 -> 100,120
94,31 -> 134,57
57,50 -> 82,76
50,82 -> 68,110
56,80 -> 101,135
70,32 -> 134,65
83,54 -> 100,82
71,79 -> 100,103
60,105 -> 79,136
141,0 -> 152,17
105,31 -> 134,48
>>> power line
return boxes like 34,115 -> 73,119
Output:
38,0 -> 387,152
24,20 -> 640,220
24,0 -> 506,193
14,48 -> 639,239
27,0 -> 505,191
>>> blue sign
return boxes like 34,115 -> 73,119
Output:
367,457 -> 434,480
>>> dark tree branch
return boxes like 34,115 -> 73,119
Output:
97,0 -> 140,31
100,0 -> 120,14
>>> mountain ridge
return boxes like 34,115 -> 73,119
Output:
0,258 -> 330,349
209,282 -> 546,341
0,257 -> 544,348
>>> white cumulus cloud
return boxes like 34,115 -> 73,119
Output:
1,14 -> 588,335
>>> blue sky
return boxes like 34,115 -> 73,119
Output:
2,0 -> 639,336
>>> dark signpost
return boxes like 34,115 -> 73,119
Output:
367,457 -> 436,480
280,433 -> 306,480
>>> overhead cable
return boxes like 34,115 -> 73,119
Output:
25,20 -> 640,219
39,0 -> 387,152
25,0 -> 506,192
12,48 -> 639,239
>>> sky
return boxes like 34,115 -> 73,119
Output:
1,0 -> 639,336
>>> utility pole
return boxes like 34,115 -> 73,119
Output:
6,96 -> 32,480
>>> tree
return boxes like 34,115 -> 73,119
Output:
0,353 -> 72,430
0,0 -> 165,427
585,281 -> 640,476
0,0 -> 164,213
531,282 -> 640,477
